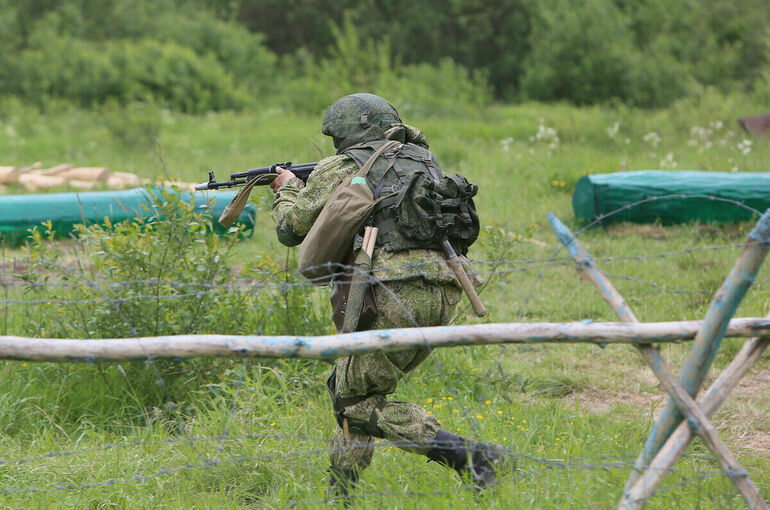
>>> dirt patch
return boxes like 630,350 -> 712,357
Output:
606,223 -> 674,240
718,368 -> 770,453
549,364 -> 769,449
569,386 -> 664,416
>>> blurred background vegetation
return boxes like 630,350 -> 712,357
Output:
1,0 -> 768,115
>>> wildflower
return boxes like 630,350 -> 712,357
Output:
500,137 -> 514,151
484,400 -> 491,405
270,422 -> 276,427
497,410 -> 503,415
660,152 -> 677,169
642,131 -> 661,148
738,139 -> 752,156
447,397 -> 453,401
453,409 -> 459,413
476,414 -> 484,420
433,404 -> 442,409
606,121 -> 620,139
427,398 -> 433,403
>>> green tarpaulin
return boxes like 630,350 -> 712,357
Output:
573,170 -> 770,225
0,187 -> 255,244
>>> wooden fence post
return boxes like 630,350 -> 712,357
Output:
547,212 -> 770,510
626,210 -> 770,497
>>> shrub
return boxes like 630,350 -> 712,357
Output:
2,35 -> 248,112
18,189 -> 330,406
277,17 -> 491,116
521,0 -> 640,105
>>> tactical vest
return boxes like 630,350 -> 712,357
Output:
343,140 -> 479,254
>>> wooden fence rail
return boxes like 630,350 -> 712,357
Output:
1,319 -> 770,362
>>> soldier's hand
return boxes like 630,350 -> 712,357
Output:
270,166 -> 296,192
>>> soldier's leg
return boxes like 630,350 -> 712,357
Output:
363,282 -> 507,487
329,281 -> 458,448
328,281 -> 509,488
339,392 -> 507,489
327,426 -> 374,498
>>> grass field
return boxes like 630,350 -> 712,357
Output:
1,91 -> 769,508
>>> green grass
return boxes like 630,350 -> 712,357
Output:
1,91 -> 769,508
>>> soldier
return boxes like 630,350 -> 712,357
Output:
269,93 -> 506,498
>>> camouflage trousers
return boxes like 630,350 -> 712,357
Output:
328,278 -> 462,471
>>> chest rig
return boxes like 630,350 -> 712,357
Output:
343,140 -> 444,253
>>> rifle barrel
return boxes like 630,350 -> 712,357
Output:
195,162 -> 318,191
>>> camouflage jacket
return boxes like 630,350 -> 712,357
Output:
271,126 -> 481,286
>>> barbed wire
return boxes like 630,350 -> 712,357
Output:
573,193 -> 764,236
0,241 -> 751,289
1,193 -> 768,506
0,436 -> 730,497
1,255 -> 757,306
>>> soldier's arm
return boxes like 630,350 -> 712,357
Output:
271,154 -> 355,247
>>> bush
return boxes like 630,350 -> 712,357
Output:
521,0 -> 768,107
18,189 -> 330,405
277,16 -> 491,116
521,0 -> 639,105
3,35 -> 248,112
0,4 -> 278,112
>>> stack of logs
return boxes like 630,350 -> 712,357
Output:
0,163 -> 144,192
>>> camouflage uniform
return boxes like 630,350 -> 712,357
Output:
271,94 -> 503,493
271,126 -> 464,471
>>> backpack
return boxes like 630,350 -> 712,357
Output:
297,140 -> 401,283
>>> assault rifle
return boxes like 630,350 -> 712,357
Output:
194,162 -> 317,191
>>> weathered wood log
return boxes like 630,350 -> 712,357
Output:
626,209 -> 770,494
37,164 -> 74,176
1,318 -> 770,362
548,213 -> 769,510
0,166 -> 20,184
106,171 -> 142,188
58,167 -> 109,182
623,334 -> 770,507
18,173 -> 67,191
68,179 -> 97,190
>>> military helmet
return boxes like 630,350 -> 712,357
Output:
322,93 -> 401,144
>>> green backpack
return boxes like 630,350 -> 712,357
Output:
392,169 -> 479,255
345,140 -> 480,255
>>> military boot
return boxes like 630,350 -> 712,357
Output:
426,429 -> 507,488
327,466 -> 359,505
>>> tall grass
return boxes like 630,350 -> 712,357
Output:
0,93 -> 768,508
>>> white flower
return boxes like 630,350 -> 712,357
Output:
660,152 -> 677,169
643,131 -> 661,148
499,137 -> 514,151
606,122 -> 620,139
737,139 -> 752,156
533,124 -> 559,148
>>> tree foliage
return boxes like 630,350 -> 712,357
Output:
0,0 -> 767,110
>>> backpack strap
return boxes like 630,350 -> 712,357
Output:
353,140 -> 401,182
